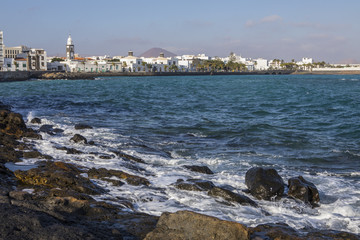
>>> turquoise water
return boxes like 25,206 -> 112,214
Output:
1,75 -> 359,233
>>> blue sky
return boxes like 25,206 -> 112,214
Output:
1,0 -> 359,63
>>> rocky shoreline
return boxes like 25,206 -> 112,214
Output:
0,101 -> 359,239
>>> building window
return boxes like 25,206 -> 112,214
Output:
23,64 -> 26,67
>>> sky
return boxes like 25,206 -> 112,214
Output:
1,0 -> 359,63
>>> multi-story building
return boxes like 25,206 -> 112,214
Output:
4,46 -> 29,58
0,31 -> 3,71
24,48 -> 47,71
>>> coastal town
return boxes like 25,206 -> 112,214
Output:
1,31 -> 360,75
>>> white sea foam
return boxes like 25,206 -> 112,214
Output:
22,116 -> 360,234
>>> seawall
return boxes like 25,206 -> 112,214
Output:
0,70 -> 295,82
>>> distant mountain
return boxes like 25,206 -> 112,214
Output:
140,48 -> 177,58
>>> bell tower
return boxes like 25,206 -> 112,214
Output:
66,34 -> 75,60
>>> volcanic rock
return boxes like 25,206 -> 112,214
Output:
245,167 -> 285,200
75,124 -> 93,130
183,165 -> 214,174
174,179 -> 215,192
288,176 -> 320,206
144,210 -> 249,240
208,187 -> 257,207
14,161 -> 103,195
70,134 -> 88,144
88,167 -> 150,186
30,118 -> 42,124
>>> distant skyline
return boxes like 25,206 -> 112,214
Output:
1,0 -> 359,63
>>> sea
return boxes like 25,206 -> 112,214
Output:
1,74 -> 359,234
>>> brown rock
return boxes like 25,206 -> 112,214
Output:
144,210 -> 249,240
14,161 -> 103,195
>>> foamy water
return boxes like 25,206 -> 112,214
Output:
21,114 -> 360,234
1,75 -> 359,235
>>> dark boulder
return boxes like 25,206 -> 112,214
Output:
70,134 -> 88,144
183,165 -> 214,174
30,118 -> 42,124
208,187 -> 257,207
245,167 -> 285,200
144,210 -> 249,240
22,150 -> 53,160
39,124 -> 63,135
75,124 -> 93,130
88,167 -> 150,186
288,176 -> 320,206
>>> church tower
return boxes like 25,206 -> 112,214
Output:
66,34 -> 75,60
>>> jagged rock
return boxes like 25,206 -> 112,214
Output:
30,118 -> 42,124
245,167 -> 285,200
56,146 -> 84,155
112,150 -> 146,164
75,124 -> 93,130
174,179 -> 215,192
22,150 -> 52,160
39,124 -> 63,135
144,210 -> 249,240
0,146 -> 22,163
14,161 -> 104,195
0,110 -> 28,138
183,165 -> 214,174
249,223 -> 360,240
88,167 -> 150,186
208,187 -> 257,207
288,176 -> 320,206
70,134 -> 88,144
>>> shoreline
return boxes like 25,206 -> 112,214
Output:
0,101 -> 359,239
1,70 -> 360,82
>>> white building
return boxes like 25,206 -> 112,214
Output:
119,51 -> 142,72
141,53 -> 179,72
253,58 -> 269,70
66,35 -> 75,60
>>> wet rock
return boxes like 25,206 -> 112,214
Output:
245,167 -> 285,200
208,187 -> 257,207
56,146 -> 84,155
183,165 -> 214,174
70,134 -> 88,144
30,118 -> 42,124
112,150 -> 146,164
174,179 -> 215,192
288,176 -> 320,206
14,161 -> 104,195
0,110 -> 27,138
144,210 -> 249,240
75,124 -> 93,130
22,150 -> 53,160
88,167 -> 150,186
22,130 -> 43,139
39,124 -> 63,135
249,223 -> 360,240
0,146 -> 22,163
